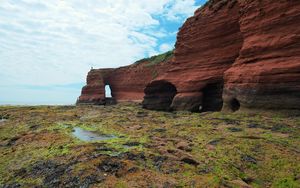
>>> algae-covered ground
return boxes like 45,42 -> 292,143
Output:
0,103 -> 299,188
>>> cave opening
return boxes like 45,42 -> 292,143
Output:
201,82 -> 224,112
142,81 -> 177,111
105,84 -> 112,98
229,98 -> 240,112
105,84 -> 116,105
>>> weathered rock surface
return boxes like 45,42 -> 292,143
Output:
144,0 -> 243,111
77,69 -> 113,105
78,0 -> 300,112
77,53 -> 171,105
222,0 -> 300,111
143,0 -> 300,112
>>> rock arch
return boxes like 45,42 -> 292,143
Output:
104,83 -> 116,105
105,84 -> 113,98
142,80 -> 177,111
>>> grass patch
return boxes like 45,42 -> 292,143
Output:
134,50 -> 173,67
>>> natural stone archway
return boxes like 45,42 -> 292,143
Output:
201,82 -> 224,112
77,53 -> 171,105
104,84 -> 116,105
142,80 -> 177,111
105,84 -> 112,98
76,69 -> 107,105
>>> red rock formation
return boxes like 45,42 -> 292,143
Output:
77,53 -> 171,105
223,0 -> 300,111
78,0 -> 300,112
77,69 -> 113,105
106,61 -> 169,102
143,0 -> 243,111
143,0 -> 300,112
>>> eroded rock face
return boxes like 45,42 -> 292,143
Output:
144,0 -> 243,111
143,0 -> 300,112
77,69 -> 113,105
78,0 -> 300,112
77,55 -> 171,105
223,0 -> 300,111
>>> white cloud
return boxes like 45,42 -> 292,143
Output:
164,0 -> 198,21
0,0 -> 200,104
159,43 -> 173,53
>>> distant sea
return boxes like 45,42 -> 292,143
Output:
0,101 -> 75,106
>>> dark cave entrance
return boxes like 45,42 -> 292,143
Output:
142,81 -> 177,111
201,82 -> 224,112
229,98 -> 240,112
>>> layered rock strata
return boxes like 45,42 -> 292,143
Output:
143,0 -> 300,112
78,0 -> 300,112
77,53 -> 172,105
222,0 -> 300,111
143,0 -> 243,111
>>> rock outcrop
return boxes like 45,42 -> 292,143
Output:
77,52 -> 172,105
222,0 -> 300,111
143,0 -> 300,112
78,0 -> 300,112
143,0 -> 244,111
77,69 -> 113,105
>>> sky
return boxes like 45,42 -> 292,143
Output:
0,0 -> 206,105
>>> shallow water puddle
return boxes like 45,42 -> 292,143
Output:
0,119 -> 7,123
72,127 -> 117,141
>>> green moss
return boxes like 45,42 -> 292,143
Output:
47,144 -> 71,157
0,105 -> 299,187
115,181 -> 129,188
0,123 -> 29,140
134,50 -> 173,67
274,177 -> 299,188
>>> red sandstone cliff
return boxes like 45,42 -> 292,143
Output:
77,52 -> 172,105
143,0 -> 300,112
223,0 -> 300,111
143,0 -> 243,111
78,0 -> 300,112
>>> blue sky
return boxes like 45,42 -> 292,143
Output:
0,0 -> 206,105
